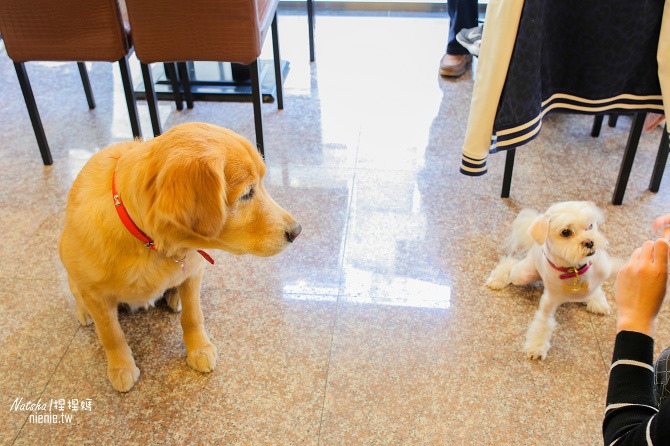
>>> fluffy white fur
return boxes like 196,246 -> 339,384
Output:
486,201 -> 613,360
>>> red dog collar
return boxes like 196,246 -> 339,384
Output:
545,255 -> 590,280
112,167 -> 214,265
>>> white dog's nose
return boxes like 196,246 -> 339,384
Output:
584,240 -> 594,249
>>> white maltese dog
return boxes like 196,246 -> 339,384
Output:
486,201 -> 612,360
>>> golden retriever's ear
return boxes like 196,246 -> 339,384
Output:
528,214 -> 550,245
154,158 -> 226,238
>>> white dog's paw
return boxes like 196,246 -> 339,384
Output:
486,257 -> 518,290
107,364 -> 140,392
586,296 -> 611,315
485,274 -> 510,290
165,289 -> 181,312
524,314 -> 556,360
187,343 -> 218,373
524,340 -> 550,360
76,304 -> 93,326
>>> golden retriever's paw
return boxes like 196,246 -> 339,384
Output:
107,364 -> 140,392
187,343 -> 218,373
76,304 -> 93,326
165,289 -> 181,312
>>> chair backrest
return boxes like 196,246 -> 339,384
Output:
124,0 -> 278,65
0,0 -> 129,62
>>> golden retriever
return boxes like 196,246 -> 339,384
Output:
59,122 -> 301,392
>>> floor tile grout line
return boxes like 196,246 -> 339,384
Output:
589,314 -> 612,373
316,127 -> 361,445
315,297 -> 340,446
10,324 -> 81,446
334,125 -> 362,298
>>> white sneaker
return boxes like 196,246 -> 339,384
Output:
456,25 -> 483,57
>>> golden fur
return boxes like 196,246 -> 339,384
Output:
59,122 -> 300,392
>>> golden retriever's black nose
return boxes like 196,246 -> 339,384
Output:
584,240 -> 594,249
286,224 -> 302,243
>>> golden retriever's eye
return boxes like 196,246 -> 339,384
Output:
560,229 -> 572,237
240,186 -> 255,201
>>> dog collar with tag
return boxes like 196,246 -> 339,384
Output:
544,254 -> 591,293
545,257 -> 591,280
111,166 -> 214,266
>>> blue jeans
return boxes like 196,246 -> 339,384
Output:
446,0 -> 479,55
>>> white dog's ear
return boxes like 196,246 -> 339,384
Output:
591,204 -> 605,225
528,214 -> 550,245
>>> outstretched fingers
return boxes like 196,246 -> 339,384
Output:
652,239 -> 668,270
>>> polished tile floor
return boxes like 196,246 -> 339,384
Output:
1,10 -> 669,446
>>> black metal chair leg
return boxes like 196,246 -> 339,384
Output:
612,113 -> 645,205
649,126 -> 669,192
271,13 -> 283,110
177,62 -> 194,109
591,115 -> 604,137
14,62 -> 52,165
118,56 -> 142,139
501,148 -> 515,198
141,63 -> 162,137
250,60 -> 264,157
164,63 -> 183,111
307,0 -> 315,62
77,62 -> 96,109
608,114 -> 619,128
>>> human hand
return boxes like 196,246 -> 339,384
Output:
615,239 -> 669,336
643,113 -> 666,131
652,214 -> 670,240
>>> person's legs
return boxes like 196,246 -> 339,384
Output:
447,0 -> 479,55
440,0 -> 478,77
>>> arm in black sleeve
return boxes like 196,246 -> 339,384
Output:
603,330 -> 670,445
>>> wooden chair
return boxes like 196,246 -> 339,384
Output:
124,0 -> 284,157
0,0 -> 142,165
